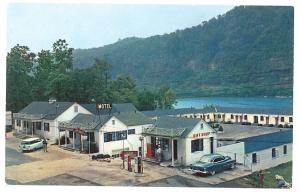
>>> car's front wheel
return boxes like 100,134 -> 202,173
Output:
230,163 -> 235,169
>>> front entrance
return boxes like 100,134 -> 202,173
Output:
173,140 -> 178,160
266,116 -> 270,125
210,137 -> 214,153
254,116 -> 258,124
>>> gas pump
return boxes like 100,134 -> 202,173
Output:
128,155 -> 132,172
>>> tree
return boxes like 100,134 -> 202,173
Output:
136,89 -> 158,111
110,75 -> 138,103
157,85 -> 177,109
52,39 -> 74,73
32,50 -> 54,100
6,45 -> 35,111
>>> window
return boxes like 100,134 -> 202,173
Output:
260,116 -> 264,121
244,115 -> 248,120
17,120 -> 21,126
191,139 -> 204,153
128,129 -> 135,135
112,120 -> 115,125
218,114 -> 221,118
200,123 -> 203,129
272,148 -> 278,158
44,123 -> 50,132
104,131 -> 127,142
213,157 -> 225,163
252,153 -> 257,164
283,145 -> 287,155
289,117 -> 293,123
69,131 -> 73,138
231,114 -> 234,119
74,105 -> 78,113
87,132 -> 95,142
36,122 -> 41,130
207,115 -> 210,119
280,117 -> 285,122
161,138 -> 169,151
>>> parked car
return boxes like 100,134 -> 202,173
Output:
189,153 -> 236,175
19,137 -> 44,152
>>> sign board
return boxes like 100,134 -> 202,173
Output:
193,132 -> 210,139
73,128 -> 86,135
97,103 -> 112,110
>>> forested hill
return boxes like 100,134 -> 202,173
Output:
73,6 -> 294,97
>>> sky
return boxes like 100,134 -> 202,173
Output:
7,4 -> 234,52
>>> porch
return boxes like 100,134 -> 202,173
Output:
142,126 -> 186,167
58,122 -> 98,154
13,113 -> 44,137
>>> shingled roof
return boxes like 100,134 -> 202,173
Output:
67,111 -> 153,130
142,106 -> 293,117
19,101 -> 74,120
81,103 -> 138,115
242,129 -> 293,153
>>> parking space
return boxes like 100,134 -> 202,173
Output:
5,147 -> 40,167
5,135 -> 252,187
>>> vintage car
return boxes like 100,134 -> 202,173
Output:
18,137 -> 44,152
189,153 -> 236,175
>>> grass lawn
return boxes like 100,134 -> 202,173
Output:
241,161 -> 292,188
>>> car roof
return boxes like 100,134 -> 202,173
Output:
202,153 -> 224,158
22,137 -> 41,142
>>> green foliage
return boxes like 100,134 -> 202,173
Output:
6,45 -> 35,111
73,6 -> 293,97
7,40 -> 177,111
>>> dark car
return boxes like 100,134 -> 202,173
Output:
189,153 -> 236,175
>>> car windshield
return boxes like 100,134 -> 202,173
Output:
21,141 -> 31,145
199,155 -> 212,163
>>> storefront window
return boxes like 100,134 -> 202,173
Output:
191,139 -> 203,153
161,138 -> 169,151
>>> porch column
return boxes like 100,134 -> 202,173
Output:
73,131 -> 75,150
58,129 -> 61,146
81,134 -> 83,152
31,122 -> 34,137
171,138 -> 174,167
88,132 -> 91,154
65,129 -> 67,147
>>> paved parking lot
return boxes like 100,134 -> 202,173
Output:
5,135 -> 252,187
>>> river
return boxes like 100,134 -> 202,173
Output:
174,97 -> 293,109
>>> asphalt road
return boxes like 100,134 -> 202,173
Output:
141,175 -> 212,187
5,147 -> 40,167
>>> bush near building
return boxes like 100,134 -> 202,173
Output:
242,161 -> 292,188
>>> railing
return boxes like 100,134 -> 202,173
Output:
13,113 -> 45,120
58,121 -> 97,130
142,126 -> 186,137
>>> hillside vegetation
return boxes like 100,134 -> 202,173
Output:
73,6 -> 294,97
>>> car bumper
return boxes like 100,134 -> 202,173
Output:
188,168 -> 208,174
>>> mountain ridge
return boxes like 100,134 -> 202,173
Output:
73,6 -> 294,97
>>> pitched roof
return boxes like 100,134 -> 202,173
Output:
214,107 -> 293,116
142,106 -> 293,117
69,111 -> 153,130
81,103 -> 138,115
19,101 -> 74,120
217,124 -> 284,140
114,111 -> 153,126
142,116 -> 204,138
241,129 -> 293,153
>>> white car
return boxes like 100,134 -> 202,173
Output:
19,137 -> 44,152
